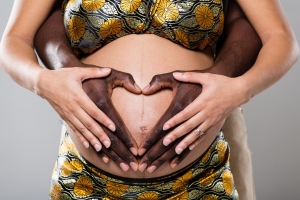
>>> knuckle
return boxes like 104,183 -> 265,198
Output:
156,158 -> 166,166
181,141 -> 189,149
111,155 -> 120,163
167,134 -> 177,141
182,123 -> 194,132
123,138 -> 133,148
144,138 -> 154,149
180,111 -> 189,119
110,137 -> 119,147
84,121 -> 93,130
95,99 -> 108,110
151,75 -> 162,85
78,126 -> 87,133
193,130 -> 200,138
123,154 -> 134,162
89,109 -> 100,119
144,154 -> 154,163
125,73 -> 134,80
172,102 -> 185,113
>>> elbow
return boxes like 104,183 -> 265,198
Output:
293,39 -> 300,63
289,35 -> 300,67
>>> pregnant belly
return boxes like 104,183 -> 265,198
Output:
68,34 -> 218,178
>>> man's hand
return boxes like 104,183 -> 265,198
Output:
137,72 -> 201,172
82,67 -> 142,171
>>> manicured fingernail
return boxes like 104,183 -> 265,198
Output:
83,142 -> 90,149
102,157 -> 109,163
139,148 -> 146,156
143,84 -> 150,91
163,125 -> 170,131
108,125 -> 116,132
120,163 -> 129,172
94,144 -> 102,152
176,147 -> 183,155
163,138 -> 172,146
103,140 -> 110,148
101,68 -> 111,73
171,163 -> 177,169
147,165 -> 157,173
189,144 -> 196,150
173,72 -> 183,77
130,162 -> 138,171
134,83 -> 141,91
130,147 -> 138,156
139,163 -> 147,172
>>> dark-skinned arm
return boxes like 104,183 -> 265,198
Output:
138,0 -> 262,173
34,1 -> 140,172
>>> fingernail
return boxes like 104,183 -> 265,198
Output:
120,163 -> 129,172
130,162 -> 138,171
139,148 -> 146,156
171,163 -> 177,169
139,163 -> 147,172
189,144 -> 196,150
173,72 -> 183,77
163,125 -> 170,131
102,157 -> 109,163
134,83 -> 141,91
176,147 -> 183,155
163,138 -> 172,146
147,165 -> 157,173
130,147 -> 138,156
94,144 -> 102,152
103,140 -> 110,148
108,125 -> 116,132
101,68 -> 111,73
83,141 -> 90,149
143,84 -> 150,91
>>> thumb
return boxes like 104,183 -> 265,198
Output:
79,67 -> 111,81
173,71 -> 208,84
143,73 -> 177,95
116,73 -> 142,94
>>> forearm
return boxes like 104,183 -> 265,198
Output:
34,1 -> 80,69
208,0 -> 262,77
0,36 -> 44,94
240,32 -> 299,100
210,16 -> 261,77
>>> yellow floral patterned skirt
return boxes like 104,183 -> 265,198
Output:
49,131 -> 238,200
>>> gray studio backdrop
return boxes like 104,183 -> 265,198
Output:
0,1 -> 299,199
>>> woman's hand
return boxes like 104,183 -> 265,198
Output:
37,67 -> 114,148
37,67 -> 141,171
138,71 -> 247,173
163,71 -> 248,150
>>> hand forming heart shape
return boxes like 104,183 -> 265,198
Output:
82,68 -> 203,172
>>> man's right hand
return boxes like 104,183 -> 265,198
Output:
82,67 -> 142,171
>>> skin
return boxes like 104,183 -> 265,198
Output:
34,0 -> 262,173
161,0 -> 299,154
0,0 -> 298,183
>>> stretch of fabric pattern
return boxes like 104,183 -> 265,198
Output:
62,0 -> 224,55
49,131 -> 238,199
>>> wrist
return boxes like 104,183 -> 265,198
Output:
34,68 -> 50,97
205,62 -> 234,77
234,76 -> 254,105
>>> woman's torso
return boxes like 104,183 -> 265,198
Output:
63,0 -> 224,178
66,34 -> 219,178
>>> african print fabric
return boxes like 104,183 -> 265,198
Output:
49,131 -> 238,199
62,0 -> 224,55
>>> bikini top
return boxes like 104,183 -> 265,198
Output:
62,0 -> 224,56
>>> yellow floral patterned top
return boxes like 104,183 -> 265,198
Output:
62,0 -> 224,55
